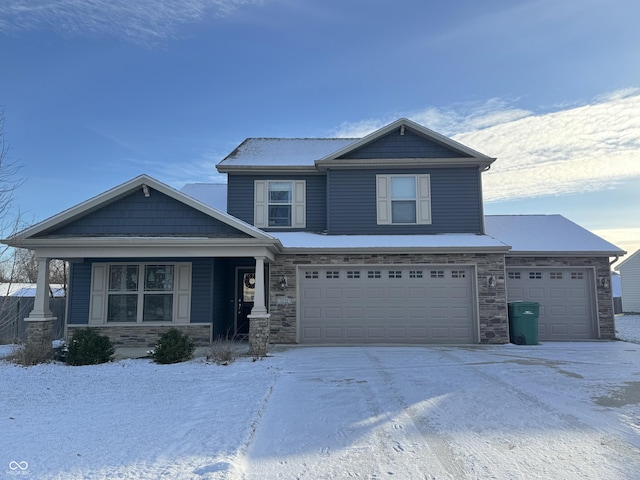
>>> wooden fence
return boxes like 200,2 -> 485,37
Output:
0,297 -> 66,343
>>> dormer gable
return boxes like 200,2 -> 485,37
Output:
316,118 -> 495,170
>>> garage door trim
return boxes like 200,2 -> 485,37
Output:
505,266 -> 598,340
296,263 -> 479,344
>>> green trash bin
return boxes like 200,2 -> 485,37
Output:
508,302 -> 539,345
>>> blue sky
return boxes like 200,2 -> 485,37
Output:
1,0 -> 639,257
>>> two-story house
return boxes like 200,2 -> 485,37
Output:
5,119 -> 624,351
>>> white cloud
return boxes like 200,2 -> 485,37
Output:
0,0 -> 261,45
334,89 -> 640,203
457,89 -> 640,202
593,228 -> 640,257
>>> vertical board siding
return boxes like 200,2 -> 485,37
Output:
327,167 -> 483,234
227,174 -> 326,232
212,258 -> 232,337
190,260 -> 214,325
68,262 -> 91,324
40,188 -> 248,237
340,128 -> 468,159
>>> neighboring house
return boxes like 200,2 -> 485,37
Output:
611,272 -> 623,314
0,283 -> 66,298
615,250 -> 640,313
3,118 -> 624,349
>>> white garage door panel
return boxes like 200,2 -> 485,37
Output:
506,268 -> 596,341
299,266 -> 476,344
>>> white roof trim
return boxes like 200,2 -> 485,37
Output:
615,248 -> 640,270
316,118 -> 496,164
5,174 -> 276,244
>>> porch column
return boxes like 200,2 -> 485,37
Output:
24,257 -> 57,345
251,256 -> 268,316
248,256 -> 270,357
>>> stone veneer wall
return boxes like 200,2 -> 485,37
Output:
269,252 -> 508,344
25,319 -> 55,345
67,324 -> 212,347
505,256 -> 615,339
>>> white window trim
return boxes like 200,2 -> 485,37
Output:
254,180 -> 306,229
376,174 -> 431,225
89,262 -> 191,325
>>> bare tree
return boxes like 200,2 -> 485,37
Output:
0,108 -> 27,342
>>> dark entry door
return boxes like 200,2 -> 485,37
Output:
235,268 -> 255,337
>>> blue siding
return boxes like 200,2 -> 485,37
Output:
227,174 -> 327,232
68,262 -> 90,325
340,128 -> 467,159
191,260 -> 214,325
212,258 -> 231,337
38,188 -> 249,238
327,167 -> 483,235
66,258 -> 236,330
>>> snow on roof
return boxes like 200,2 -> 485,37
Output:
176,183 -> 623,255
0,283 -> 66,297
484,215 -> 625,255
271,232 -> 508,251
181,183 -> 227,212
218,138 -> 357,167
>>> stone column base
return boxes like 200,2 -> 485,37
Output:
248,314 -> 271,357
24,317 -> 56,346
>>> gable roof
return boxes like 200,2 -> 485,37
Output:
4,175 -> 279,254
216,118 -> 496,173
484,215 -> 625,256
316,118 -> 495,169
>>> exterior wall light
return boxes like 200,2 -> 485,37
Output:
487,275 -> 497,288
279,276 -> 288,290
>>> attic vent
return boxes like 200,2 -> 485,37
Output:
142,184 -> 150,197
400,125 -> 405,135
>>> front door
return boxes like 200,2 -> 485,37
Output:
235,268 -> 255,338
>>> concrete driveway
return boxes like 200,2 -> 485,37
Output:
238,342 -> 640,479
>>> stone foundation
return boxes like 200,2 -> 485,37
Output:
67,324 -> 212,348
25,318 -> 56,345
248,314 -> 270,357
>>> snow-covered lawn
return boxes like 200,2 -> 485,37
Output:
0,316 -> 638,479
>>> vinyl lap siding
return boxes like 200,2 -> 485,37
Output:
620,258 -> 640,312
227,174 -> 327,232
327,167 -> 482,235
68,259 -> 218,326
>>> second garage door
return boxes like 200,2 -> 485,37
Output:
506,267 -> 597,340
299,265 -> 476,344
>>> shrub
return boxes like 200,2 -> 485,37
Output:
153,328 -> 195,364
9,341 -> 53,366
207,337 -> 239,365
66,328 -> 115,366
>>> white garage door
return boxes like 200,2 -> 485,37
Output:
299,265 -> 476,344
506,267 -> 596,340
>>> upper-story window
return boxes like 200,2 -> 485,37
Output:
376,174 -> 431,225
254,180 -> 306,228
